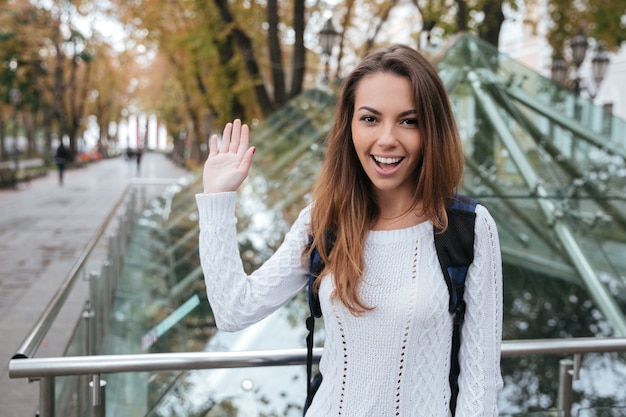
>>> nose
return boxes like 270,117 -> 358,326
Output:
376,123 -> 397,147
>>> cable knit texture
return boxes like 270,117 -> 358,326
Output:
196,192 -> 503,417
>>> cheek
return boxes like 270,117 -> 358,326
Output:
408,132 -> 423,157
350,125 -> 365,152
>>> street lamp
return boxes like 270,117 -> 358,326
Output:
570,30 -> 588,68
591,45 -> 610,90
318,18 -> 340,85
551,30 -> 610,99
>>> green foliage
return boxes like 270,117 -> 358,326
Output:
547,0 -> 625,55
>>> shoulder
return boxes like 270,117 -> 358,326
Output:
291,202 -> 313,231
474,203 -> 500,250
475,204 -> 497,230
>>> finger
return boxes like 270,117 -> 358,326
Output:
220,122 -> 233,154
208,134 -> 219,157
239,146 -> 256,172
229,119 -> 242,153
237,123 -> 250,157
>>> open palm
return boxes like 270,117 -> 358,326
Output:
202,119 -> 256,194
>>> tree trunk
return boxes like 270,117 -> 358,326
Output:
213,0 -> 275,117
67,57 -> 91,156
455,0 -> 468,31
214,37 -> 246,120
289,0 -> 306,98
52,29 -> 65,150
334,0 -> 355,79
0,120 -> 5,161
22,112 -> 36,158
478,0 -> 505,47
267,0 -> 286,106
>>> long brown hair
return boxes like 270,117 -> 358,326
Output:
306,44 -> 464,315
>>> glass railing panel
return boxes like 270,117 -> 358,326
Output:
96,183 -> 210,416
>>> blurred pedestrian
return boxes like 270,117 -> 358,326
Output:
135,148 -> 143,174
55,143 -> 71,185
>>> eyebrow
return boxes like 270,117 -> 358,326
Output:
357,106 -> 417,117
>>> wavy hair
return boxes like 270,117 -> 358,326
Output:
306,44 -> 464,315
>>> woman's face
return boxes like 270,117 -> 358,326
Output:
351,72 -> 422,202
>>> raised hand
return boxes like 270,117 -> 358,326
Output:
202,119 -> 256,194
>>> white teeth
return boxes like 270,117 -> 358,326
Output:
373,156 -> 402,164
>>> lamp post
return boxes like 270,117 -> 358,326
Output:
318,18 -> 340,85
551,30 -> 610,100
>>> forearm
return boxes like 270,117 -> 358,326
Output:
196,192 -> 310,331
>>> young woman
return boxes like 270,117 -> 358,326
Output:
196,44 -> 503,416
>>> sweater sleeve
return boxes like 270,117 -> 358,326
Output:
195,192 -> 311,331
456,204 -> 503,417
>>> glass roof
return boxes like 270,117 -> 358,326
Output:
99,34 -> 626,416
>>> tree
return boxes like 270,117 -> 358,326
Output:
0,0 -> 132,161
0,3 -> 56,160
84,41 -> 132,155
546,0 -> 625,57
110,0 -> 310,162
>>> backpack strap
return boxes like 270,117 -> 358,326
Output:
307,237 -> 323,319
433,194 -> 478,416
304,237 -> 323,415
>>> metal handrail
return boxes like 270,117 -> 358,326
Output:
12,186 -> 131,360
10,337 -> 626,379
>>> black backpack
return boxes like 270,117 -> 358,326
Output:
304,195 -> 478,416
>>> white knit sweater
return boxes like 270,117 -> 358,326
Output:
196,192 -> 503,417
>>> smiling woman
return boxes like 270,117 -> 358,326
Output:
196,44 -> 503,417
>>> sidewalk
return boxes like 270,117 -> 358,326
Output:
0,152 -> 191,417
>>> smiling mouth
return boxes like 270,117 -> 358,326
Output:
373,155 -> 403,168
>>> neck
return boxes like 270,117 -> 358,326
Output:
374,195 -> 426,230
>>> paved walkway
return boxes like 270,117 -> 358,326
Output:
0,152 -> 191,417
